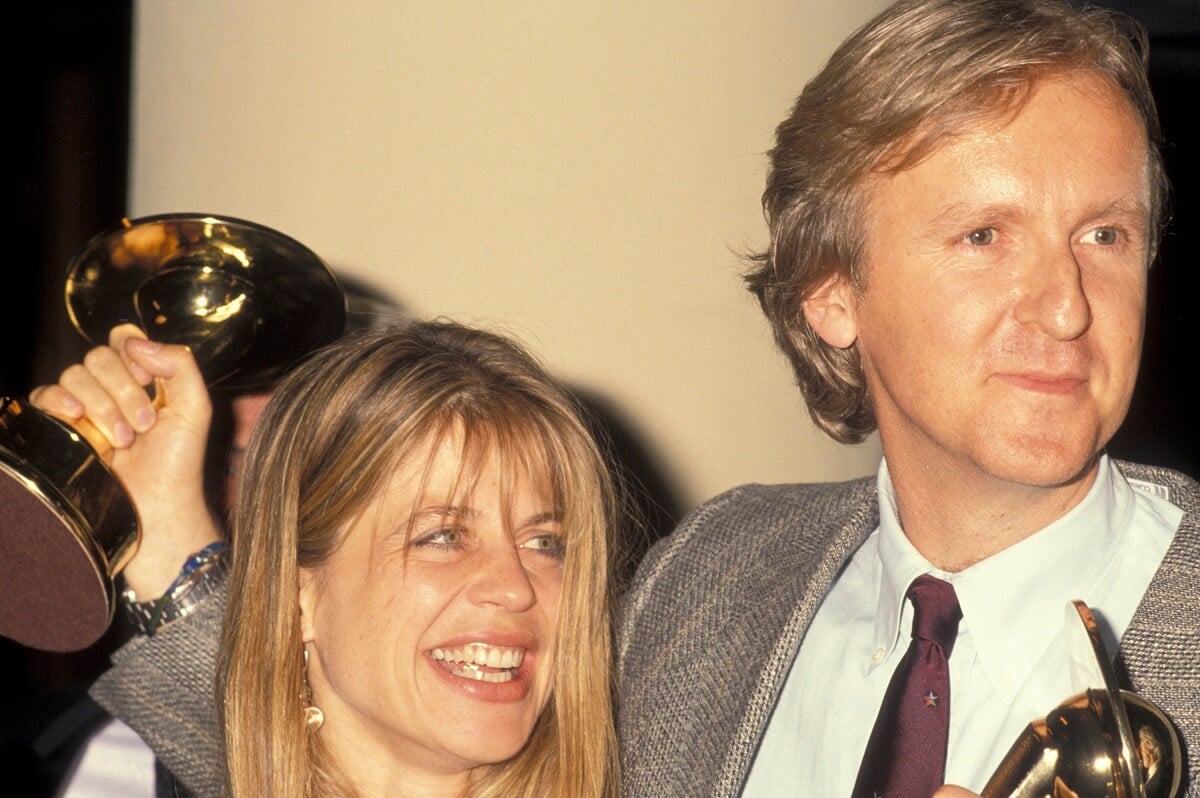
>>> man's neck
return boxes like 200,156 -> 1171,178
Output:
883,450 -> 1101,573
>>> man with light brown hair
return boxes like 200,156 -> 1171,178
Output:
618,0 -> 1199,795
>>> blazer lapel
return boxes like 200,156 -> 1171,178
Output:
712,480 -> 879,795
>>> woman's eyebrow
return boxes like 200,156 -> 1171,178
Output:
520,511 -> 563,526
408,507 -> 561,526
411,504 -> 477,521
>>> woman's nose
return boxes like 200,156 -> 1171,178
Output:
466,545 -> 538,613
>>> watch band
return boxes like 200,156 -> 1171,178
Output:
120,541 -> 230,636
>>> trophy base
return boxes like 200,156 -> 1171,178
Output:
0,458 -> 113,652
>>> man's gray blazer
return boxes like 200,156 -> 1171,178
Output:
616,460 -> 1200,796
92,461 -> 1198,797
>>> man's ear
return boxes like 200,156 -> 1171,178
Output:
298,568 -> 318,643
802,272 -> 858,348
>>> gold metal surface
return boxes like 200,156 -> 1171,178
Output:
982,602 -> 1182,797
0,397 -> 134,650
66,213 -> 346,388
0,397 -> 137,584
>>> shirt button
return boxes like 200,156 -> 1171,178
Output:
998,671 -> 1013,688
871,647 -> 886,664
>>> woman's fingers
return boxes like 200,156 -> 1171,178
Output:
28,323 -> 211,449
27,383 -> 85,421
108,323 -> 154,386
122,337 -> 211,426
111,319 -> 209,420
26,324 -> 222,600
54,350 -> 141,448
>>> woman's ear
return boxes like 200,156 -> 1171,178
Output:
802,272 -> 858,348
298,568 -> 318,643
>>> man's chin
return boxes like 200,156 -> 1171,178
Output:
973,437 -> 1104,491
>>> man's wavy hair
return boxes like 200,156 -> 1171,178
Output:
745,0 -> 1167,443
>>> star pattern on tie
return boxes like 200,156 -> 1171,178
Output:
923,690 -> 939,708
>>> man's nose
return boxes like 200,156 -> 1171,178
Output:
466,544 -> 538,613
1013,242 -> 1092,340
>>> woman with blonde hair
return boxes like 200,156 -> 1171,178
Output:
33,319 -> 619,797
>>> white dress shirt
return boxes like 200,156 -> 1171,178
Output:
58,717 -> 155,798
742,455 -> 1182,796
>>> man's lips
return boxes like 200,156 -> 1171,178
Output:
993,372 -> 1087,395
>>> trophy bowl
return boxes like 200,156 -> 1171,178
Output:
982,602 -> 1182,798
0,213 -> 345,652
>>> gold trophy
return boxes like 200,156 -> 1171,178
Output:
0,213 -> 345,652
983,602 -> 1182,797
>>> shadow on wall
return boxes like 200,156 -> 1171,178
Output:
575,389 -> 687,592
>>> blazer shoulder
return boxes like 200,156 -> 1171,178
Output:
674,476 -> 877,549
639,475 -> 874,566
616,475 -> 878,794
618,476 -> 876,649
1114,459 -> 1200,514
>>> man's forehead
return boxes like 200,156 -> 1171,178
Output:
877,69 -> 1146,177
858,71 -> 1154,249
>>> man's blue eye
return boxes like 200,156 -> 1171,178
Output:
1084,227 -> 1120,245
966,228 -> 995,246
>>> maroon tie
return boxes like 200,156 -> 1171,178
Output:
851,575 -> 962,798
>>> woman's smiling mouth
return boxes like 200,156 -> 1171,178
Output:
431,643 -> 527,684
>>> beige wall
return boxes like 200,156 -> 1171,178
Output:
130,1 -> 885,511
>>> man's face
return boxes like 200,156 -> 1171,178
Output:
840,72 -> 1151,490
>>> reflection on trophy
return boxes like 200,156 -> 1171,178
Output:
0,213 -> 345,652
983,602 -> 1182,798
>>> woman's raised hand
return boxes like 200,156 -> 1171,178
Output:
29,323 -> 221,599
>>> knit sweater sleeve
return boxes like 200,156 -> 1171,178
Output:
90,583 -> 226,798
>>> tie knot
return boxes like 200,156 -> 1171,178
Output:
908,575 -> 962,654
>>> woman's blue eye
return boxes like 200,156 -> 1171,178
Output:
521,534 -> 566,559
417,528 -> 465,547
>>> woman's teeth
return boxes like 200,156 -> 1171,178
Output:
431,644 -> 526,682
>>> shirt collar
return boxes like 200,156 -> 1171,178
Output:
870,454 -> 1134,700
870,460 -> 950,670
